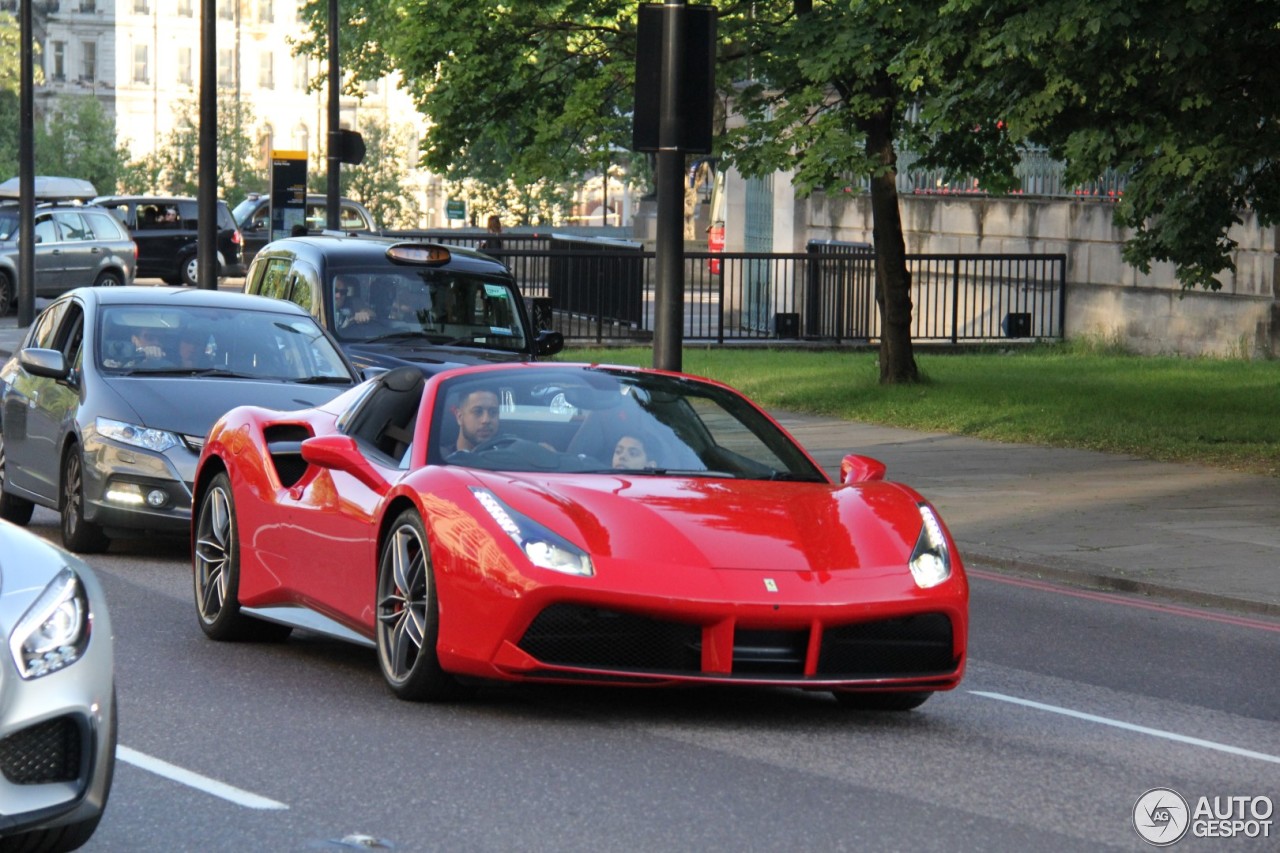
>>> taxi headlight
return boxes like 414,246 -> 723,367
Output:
9,567 -> 91,679
471,487 -> 594,577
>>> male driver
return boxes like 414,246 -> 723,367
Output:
452,388 -> 501,454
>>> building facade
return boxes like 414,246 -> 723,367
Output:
27,0 -> 445,226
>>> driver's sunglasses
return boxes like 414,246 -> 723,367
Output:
335,287 -> 350,296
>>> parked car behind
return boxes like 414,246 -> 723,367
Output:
243,234 -> 563,377
233,193 -> 378,268
90,195 -> 244,287
0,286 -> 360,553
0,518 -> 115,852
0,203 -> 137,315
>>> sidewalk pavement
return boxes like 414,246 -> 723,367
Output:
2,312 -> 1276,618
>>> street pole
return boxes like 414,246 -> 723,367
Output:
652,0 -> 687,373
17,0 -> 34,326
326,0 -> 340,230
198,0 -> 217,289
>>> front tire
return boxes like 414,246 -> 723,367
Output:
0,430 -> 35,525
61,447 -> 108,554
193,472 -> 291,642
180,255 -> 199,287
93,270 -> 124,287
0,269 -> 12,315
376,510 -> 470,701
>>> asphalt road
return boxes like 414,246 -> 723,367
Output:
11,508 -> 1272,852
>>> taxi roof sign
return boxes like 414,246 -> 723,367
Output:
386,243 -> 451,265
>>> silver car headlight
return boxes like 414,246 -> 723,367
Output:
908,504 -> 952,589
97,416 -> 180,453
471,487 -> 594,577
9,567 -> 92,680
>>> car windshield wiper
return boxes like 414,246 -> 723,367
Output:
362,331 -> 434,345
112,366 -> 259,379
292,375 -> 356,384
765,470 -> 826,482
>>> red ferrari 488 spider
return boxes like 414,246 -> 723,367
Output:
191,363 -> 967,710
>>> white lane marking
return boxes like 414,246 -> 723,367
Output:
971,691 -> 1280,765
117,746 -> 289,810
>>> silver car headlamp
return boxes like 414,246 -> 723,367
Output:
97,416 -> 180,453
908,504 -> 952,589
9,567 -> 91,679
471,487 -> 594,577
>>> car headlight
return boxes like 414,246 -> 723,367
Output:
97,416 -> 180,453
908,504 -> 952,588
8,567 -> 91,680
471,487 -> 594,577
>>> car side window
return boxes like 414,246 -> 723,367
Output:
258,258 -> 292,299
34,215 -> 57,244
52,212 -> 90,241
28,300 -> 68,348
340,204 -> 368,231
286,272 -> 314,314
85,211 -> 127,240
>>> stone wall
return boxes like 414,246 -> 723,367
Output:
797,189 -> 1279,358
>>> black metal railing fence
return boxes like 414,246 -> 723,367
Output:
385,230 -> 1065,345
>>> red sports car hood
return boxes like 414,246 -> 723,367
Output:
476,472 -> 924,573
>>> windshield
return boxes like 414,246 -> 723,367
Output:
98,303 -> 354,382
427,367 -> 826,481
329,267 -> 528,352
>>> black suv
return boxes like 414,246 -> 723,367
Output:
233,193 -> 378,268
91,195 -> 245,286
0,203 -> 137,314
243,234 -> 563,375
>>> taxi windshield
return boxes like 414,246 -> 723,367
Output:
329,268 -> 528,352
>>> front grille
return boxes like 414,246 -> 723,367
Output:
733,629 -> 807,674
519,605 -> 702,672
0,716 -> 83,785
817,613 -> 955,677
518,606 -> 956,682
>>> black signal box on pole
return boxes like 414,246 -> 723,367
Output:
632,4 -> 716,153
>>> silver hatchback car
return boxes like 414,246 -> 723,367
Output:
0,204 -> 138,316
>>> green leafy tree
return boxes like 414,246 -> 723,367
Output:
34,96 -> 131,194
0,11 -> 37,180
931,0 -> 1280,291
294,0 -> 952,382
120,95 -> 266,205
307,116 -> 423,229
295,0 -> 1280,380
294,1 -> 636,203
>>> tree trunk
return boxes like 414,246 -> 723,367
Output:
865,110 -> 919,384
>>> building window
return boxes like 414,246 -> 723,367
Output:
50,41 -> 66,82
133,0 -> 149,13
178,47 -> 192,86
81,41 -> 96,83
293,55 -> 309,92
364,78 -> 380,96
258,52 -> 274,89
79,0 -> 97,12
132,44 -> 149,84
293,124 -> 309,156
217,0 -> 233,21
217,49 -> 234,89
257,0 -> 273,24
177,0 -> 193,15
